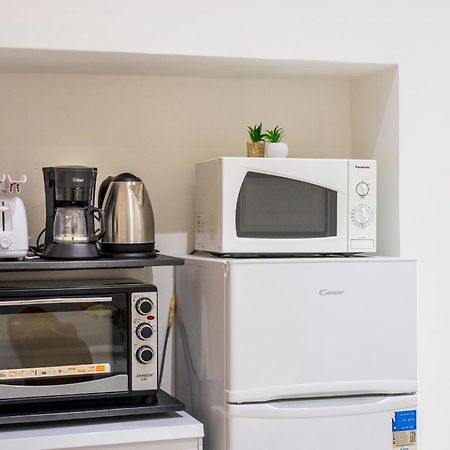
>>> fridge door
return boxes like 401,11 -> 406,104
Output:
228,394 -> 417,450
227,258 -> 417,403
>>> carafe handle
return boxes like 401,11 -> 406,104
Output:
87,207 -> 105,241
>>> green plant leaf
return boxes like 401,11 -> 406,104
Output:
248,122 -> 265,142
264,126 -> 284,143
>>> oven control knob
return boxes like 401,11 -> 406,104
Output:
135,298 -> 153,315
136,346 -> 154,364
136,323 -> 153,340
356,182 -> 370,197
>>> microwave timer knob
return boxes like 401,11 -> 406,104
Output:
351,205 -> 373,227
356,182 -> 370,197
135,298 -> 153,315
136,323 -> 153,340
136,346 -> 154,364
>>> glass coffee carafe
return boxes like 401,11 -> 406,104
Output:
53,207 -> 104,244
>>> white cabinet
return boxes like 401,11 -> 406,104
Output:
0,411 -> 203,450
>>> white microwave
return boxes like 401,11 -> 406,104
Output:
195,157 -> 376,255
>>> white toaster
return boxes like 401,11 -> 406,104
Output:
0,175 -> 28,260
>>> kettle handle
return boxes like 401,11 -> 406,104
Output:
98,176 -> 113,208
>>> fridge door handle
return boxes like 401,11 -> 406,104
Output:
228,395 -> 417,419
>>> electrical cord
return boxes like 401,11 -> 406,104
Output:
29,228 -> 45,256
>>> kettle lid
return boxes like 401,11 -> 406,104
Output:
113,173 -> 142,182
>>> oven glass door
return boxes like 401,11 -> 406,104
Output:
236,171 -> 338,239
0,294 -> 127,394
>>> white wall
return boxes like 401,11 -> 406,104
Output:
0,73 -> 351,249
0,0 -> 448,446
350,69 -> 399,256
0,1 -> 412,62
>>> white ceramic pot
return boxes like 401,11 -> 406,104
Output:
265,142 -> 289,158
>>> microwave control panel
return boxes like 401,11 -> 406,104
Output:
348,160 -> 377,252
131,291 -> 158,391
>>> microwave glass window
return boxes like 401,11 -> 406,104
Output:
236,172 -> 338,238
0,301 -> 127,384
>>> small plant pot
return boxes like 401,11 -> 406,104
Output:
265,142 -> 289,158
247,142 -> 265,157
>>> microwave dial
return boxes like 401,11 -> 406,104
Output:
135,298 -> 153,315
356,181 -> 370,197
136,323 -> 153,340
351,205 -> 374,228
136,346 -> 154,364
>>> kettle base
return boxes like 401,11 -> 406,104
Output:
100,242 -> 156,259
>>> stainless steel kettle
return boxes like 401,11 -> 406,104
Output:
98,173 -> 155,257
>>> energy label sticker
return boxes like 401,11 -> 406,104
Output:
392,410 -> 417,450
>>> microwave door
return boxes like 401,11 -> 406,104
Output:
220,159 -> 349,254
0,294 -> 128,400
235,171 -> 338,239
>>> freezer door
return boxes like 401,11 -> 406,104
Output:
227,258 -> 417,403
228,395 -> 417,450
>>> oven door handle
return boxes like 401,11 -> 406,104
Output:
0,374 -> 129,399
0,297 -> 113,306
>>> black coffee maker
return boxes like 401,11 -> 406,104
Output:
41,166 -> 104,259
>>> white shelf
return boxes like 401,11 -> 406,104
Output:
0,47 -> 394,79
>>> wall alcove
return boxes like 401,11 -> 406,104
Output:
0,48 -> 399,256
0,49 -> 399,391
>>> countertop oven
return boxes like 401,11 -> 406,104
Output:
0,279 -> 158,405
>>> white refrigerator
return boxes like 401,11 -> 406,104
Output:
176,256 -> 417,450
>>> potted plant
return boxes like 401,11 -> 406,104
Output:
265,126 -> 288,158
247,123 -> 266,157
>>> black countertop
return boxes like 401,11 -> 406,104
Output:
0,254 -> 184,272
